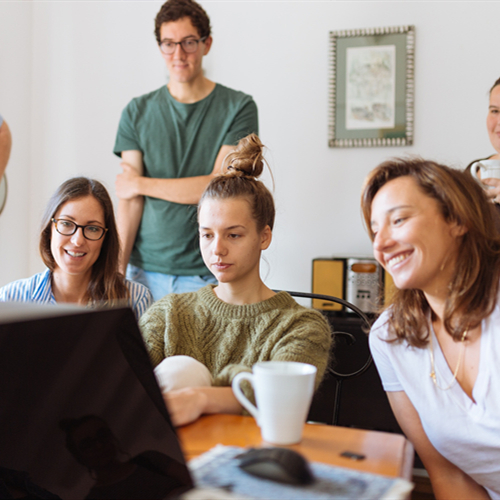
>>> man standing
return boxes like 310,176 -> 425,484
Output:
114,0 -> 258,301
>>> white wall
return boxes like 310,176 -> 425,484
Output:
1,0 -> 499,292
0,1 -> 32,286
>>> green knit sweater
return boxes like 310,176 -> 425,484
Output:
139,285 -> 332,391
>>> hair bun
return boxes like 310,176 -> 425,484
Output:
225,134 -> 265,178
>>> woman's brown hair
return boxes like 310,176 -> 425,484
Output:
39,177 -> 128,304
199,133 -> 275,232
361,157 -> 500,347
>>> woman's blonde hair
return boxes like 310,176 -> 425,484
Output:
361,157 -> 500,347
199,133 -> 275,232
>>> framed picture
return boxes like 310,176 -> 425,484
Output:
329,25 -> 415,148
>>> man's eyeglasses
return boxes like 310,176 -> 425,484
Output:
51,218 -> 108,241
159,36 -> 207,55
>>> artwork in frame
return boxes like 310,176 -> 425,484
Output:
329,25 -> 415,148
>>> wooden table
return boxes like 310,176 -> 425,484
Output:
178,414 -> 413,480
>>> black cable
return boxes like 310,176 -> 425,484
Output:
280,290 -> 377,426
279,291 -> 373,380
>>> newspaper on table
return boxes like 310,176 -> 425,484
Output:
187,445 -> 413,500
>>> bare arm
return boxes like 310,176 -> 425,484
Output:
163,386 -> 242,427
387,391 -> 490,499
0,120 -> 12,181
116,150 -> 144,274
115,144 -> 235,205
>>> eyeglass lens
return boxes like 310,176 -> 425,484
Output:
161,38 -> 203,55
55,220 -> 105,240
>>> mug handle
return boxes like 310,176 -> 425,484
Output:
471,162 -> 482,180
232,372 -> 260,423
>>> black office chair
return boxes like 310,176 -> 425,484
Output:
278,291 -> 373,426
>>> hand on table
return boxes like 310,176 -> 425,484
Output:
116,162 -> 141,199
481,178 -> 500,204
163,387 -> 208,427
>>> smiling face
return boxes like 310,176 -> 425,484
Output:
50,196 -> 106,281
198,197 -> 272,286
159,17 -> 211,85
487,85 -> 500,156
370,176 -> 464,296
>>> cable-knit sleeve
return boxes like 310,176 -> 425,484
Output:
139,291 -> 204,368
268,308 -> 332,388
139,296 -> 172,368
214,299 -> 332,401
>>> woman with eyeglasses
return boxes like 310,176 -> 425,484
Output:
0,177 -> 152,318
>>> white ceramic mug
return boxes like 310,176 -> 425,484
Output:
471,159 -> 500,185
232,361 -> 317,445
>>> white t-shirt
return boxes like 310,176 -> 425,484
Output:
370,303 -> 500,499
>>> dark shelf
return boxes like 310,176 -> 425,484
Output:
308,314 -> 402,435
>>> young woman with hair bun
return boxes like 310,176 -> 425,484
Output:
139,133 -> 331,427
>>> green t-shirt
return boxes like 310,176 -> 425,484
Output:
114,84 -> 258,275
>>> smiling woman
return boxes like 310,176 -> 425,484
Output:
0,177 -> 153,319
466,77 -> 500,208
370,175 -> 465,297
361,158 -> 500,499
138,133 -> 332,428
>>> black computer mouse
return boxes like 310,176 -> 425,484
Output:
237,447 -> 315,485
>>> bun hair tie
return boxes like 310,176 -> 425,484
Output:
227,165 -> 247,174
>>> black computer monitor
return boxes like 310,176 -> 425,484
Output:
0,303 -> 193,499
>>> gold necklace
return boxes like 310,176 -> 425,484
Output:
429,329 -> 468,391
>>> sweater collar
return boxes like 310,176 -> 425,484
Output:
198,285 -> 296,318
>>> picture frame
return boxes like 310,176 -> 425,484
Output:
329,25 -> 415,148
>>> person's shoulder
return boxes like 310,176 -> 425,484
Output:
370,308 -> 392,338
0,270 -> 50,301
125,279 -> 152,299
125,279 -> 153,310
135,86 -> 167,102
143,286 -> 207,315
369,308 -> 404,354
275,293 -> 330,326
371,308 -> 391,328
142,292 -> 176,316
213,83 -> 255,105
276,292 -> 320,312
123,86 -> 167,112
